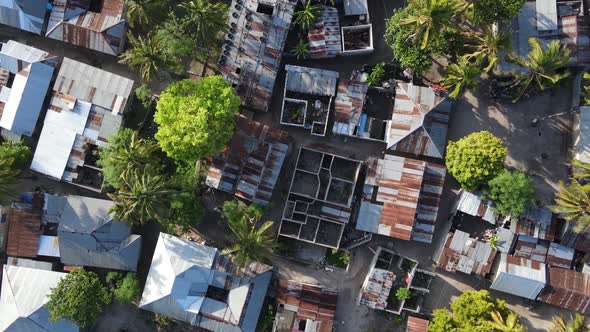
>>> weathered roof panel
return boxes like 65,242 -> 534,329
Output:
6,205 -> 41,258
437,230 -> 496,276
538,267 -> 590,312
536,0 -> 558,31
490,254 -> 546,300
276,280 -> 337,332
285,65 -> 339,96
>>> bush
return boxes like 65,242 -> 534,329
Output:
162,192 -> 204,233
113,273 -> 141,304
445,131 -> 507,191
106,271 -> 124,286
46,269 -> 112,328
367,63 -> 385,86
154,76 -> 240,163
324,249 -> 351,268
0,140 -> 31,169
487,170 -> 536,217
395,287 -> 411,301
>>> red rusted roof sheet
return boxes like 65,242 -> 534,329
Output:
538,268 -> 590,312
406,316 -> 429,332
277,279 -> 337,332
6,206 -> 41,258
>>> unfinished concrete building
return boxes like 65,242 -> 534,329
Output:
280,65 -> 339,136
278,148 -> 361,249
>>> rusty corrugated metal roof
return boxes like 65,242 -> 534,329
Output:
217,0 -> 296,112
206,116 -> 288,205
406,316 -> 429,332
332,78 -> 368,135
6,205 -> 41,258
388,82 -> 452,158
437,230 -> 496,276
308,6 -> 341,59
356,155 -> 445,243
276,280 -> 337,332
511,207 -> 556,240
538,268 -> 590,312
513,235 -> 549,263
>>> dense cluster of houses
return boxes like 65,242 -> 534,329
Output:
1,0 -> 590,332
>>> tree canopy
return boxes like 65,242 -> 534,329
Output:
430,290 -> 525,332
154,76 -> 240,163
112,273 -> 141,304
445,131 -> 507,191
47,269 -> 112,329
473,0 -> 526,25
487,170 -> 536,217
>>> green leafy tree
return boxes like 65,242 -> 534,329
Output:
487,170 -> 536,217
429,290 -> 524,332
445,131 -> 507,191
491,311 -> 526,332
119,33 -> 180,83
161,192 -> 204,233
97,129 -> 162,189
154,76 -> 240,163
221,201 -> 276,272
294,0 -> 320,31
108,170 -> 175,225
465,27 -> 512,73
440,57 -> 480,99
179,0 -> 228,43
549,180 -> 590,233
395,287 -> 411,301
489,234 -> 499,250
550,314 -> 590,332
135,84 -> 155,109
583,73 -> 590,105
155,13 -> 196,58
0,140 -> 31,169
125,0 -> 167,29
46,269 -> 112,329
473,0 -> 525,25
0,159 -> 17,204
113,273 -> 141,304
507,38 -> 571,102
399,0 -> 462,49
291,39 -> 310,60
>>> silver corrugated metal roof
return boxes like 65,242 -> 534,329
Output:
0,265 -> 79,332
455,190 -> 496,224
0,0 -> 47,34
536,0 -> 558,31
495,228 -> 515,253
140,233 -> 272,331
576,106 -> 590,163
285,65 -> 339,96
490,254 -> 546,300
343,0 -> 368,16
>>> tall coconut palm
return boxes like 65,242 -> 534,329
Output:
178,0 -> 228,42
221,201 -> 276,273
549,180 -> 590,233
294,0 -> 320,31
440,57 -> 480,99
465,26 -> 511,73
506,38 -> 571,102
399,0 -> 462,49
291,39 -> 310,59
110,131 -> 161,180
125,0 -> 167,29
491,311 -> 526,332
108,170 -> 175,225
119,33 -> 178,83
550,314 -> 590,332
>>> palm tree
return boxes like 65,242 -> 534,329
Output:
549,180 -> 590,233
125,0 -> 166,29
119,33 -> 179,83
491,311 -> 526,332
179,0 -> 228,42
294,0 -> 320,31
221,201 -> 276,272
440,57 -> 480,99
573,158 -> 590,181
108,170 -> 175,225
0,159 -> 17,205
506,38 -> 571,102
110,131 -> 160,180
291,39 -> 310,59
465,26 -> 511,73
399,0 -> 462,49
550,314 -> 590,332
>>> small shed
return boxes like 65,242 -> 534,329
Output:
454,190 -> 495,224
491,254 -> 547,300
546,242 -> 574,269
